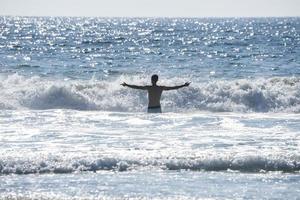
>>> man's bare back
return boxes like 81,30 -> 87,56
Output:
147,85 -> 163,107
121,74 -> 190,113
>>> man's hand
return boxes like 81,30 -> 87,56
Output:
184,82 -> 191,87
121,82 -> 127,87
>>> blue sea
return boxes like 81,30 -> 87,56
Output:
0,16 -> 300,199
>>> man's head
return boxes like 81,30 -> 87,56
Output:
151,74 -> 158,85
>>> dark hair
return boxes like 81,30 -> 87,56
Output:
151,74 -> 158,82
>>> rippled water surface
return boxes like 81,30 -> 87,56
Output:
1,17 -> 299,79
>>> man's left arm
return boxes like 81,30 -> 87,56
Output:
121,82 -> 148,90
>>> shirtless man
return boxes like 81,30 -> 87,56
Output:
121,74 -> 190,113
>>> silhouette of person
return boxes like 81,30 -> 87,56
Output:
121,74 -> 190,113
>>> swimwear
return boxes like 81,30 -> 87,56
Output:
147,105 -> 162,113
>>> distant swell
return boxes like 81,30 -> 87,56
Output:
0,74 -> 299,113
0,154 -> 300,175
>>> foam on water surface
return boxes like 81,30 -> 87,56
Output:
0,74 -> 300,113
0,110 -> 299,175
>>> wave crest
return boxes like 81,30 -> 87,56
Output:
1,153 -> 299,175
0,74 -> 299,112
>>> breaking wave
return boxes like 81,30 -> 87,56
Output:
1,153 -> 299,175
0,74 -> 299,113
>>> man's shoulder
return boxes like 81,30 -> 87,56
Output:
146,85 -> 164,89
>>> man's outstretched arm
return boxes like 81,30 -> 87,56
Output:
162,82 -> 190,91
121,82 -> 148,90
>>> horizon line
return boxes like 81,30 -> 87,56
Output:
1,14 -> 300,19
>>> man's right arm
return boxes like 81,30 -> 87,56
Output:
121,82 -> 148,90
162,82 -> 190,91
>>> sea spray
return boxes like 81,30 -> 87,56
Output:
0,74 -> 299,112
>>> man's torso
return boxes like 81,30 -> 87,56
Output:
147,86 -> 163,107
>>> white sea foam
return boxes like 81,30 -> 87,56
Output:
1,153 -> 299,175
0,74 -> 299,113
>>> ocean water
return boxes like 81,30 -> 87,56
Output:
0,16 -> 300,199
